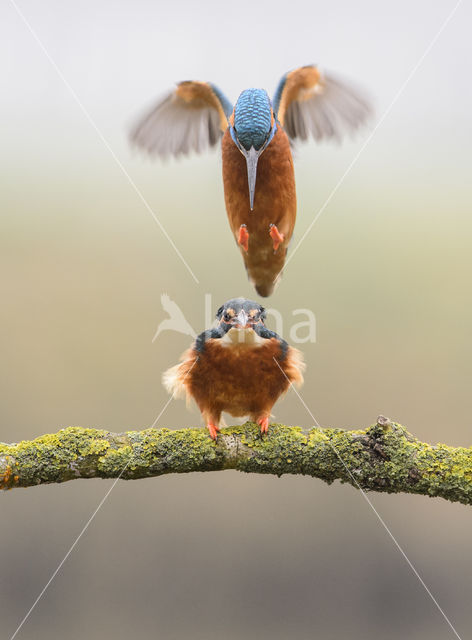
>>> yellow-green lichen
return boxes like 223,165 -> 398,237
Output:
2,422 -> 472,504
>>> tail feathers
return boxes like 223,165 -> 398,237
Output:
248,264 -> 283,298
241,242 -> 287,298
239,231 -> 287,298
254,279 -> 276,297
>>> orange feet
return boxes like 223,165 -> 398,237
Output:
207,423 -> 220,440
238,224 -> 249,252
269,224 -> 285,252
257,415 -> 270,435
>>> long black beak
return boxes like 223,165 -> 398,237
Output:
243,147 -> 260,211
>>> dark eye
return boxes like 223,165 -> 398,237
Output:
223,313 -> 231,322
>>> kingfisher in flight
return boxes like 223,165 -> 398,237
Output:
163,298 -> 304,439
131,65 -> 371,296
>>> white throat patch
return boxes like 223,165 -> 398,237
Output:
221,327 -> 265,347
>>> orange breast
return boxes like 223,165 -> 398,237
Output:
221,127 -> 297,296
185,339 -> 296,418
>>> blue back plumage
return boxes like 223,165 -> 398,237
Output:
234,89 -> 272,150
272,74 -> 287,119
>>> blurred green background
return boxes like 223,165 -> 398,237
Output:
2,0 -> 472,638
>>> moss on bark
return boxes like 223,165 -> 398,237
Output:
1,417 -> 472,505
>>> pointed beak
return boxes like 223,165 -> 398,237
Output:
235,310 -> 249,328
244,147 -> 260,211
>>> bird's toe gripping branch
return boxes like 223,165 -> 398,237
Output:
238,224 -> 249,252
207,423 -> 221,440
257,415 -> 270,434
269,224 -> 284,252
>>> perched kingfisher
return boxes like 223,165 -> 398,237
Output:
163,298 -> 304,439
131,65 -> 371,296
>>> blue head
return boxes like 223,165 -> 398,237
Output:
230,89 -> 277,209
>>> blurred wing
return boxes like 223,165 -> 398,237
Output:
130,81 -> 233,158
273,65 -> 372,143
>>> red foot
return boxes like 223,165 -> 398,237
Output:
207,423 -> 220,440
238,224 -> 249,252
269,224 -> 285,252
257,415 -> 270,435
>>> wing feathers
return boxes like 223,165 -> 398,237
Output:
162,349 -> 197,404
130,81 -> 231,159
285,346 -> 305,387
274,65 -> 372,143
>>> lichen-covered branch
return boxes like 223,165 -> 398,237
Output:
1,417 -> 472,505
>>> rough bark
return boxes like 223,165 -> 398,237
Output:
1,417 -> 472,505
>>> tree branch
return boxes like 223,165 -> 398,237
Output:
1,417 -> 471,504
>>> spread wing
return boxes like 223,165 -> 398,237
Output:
130,81 -> 233,158
273,65 -> 372,143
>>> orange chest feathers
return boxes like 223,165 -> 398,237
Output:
185,337 -> 304,417
195,338 -> 287,393
221,127 -> 297,232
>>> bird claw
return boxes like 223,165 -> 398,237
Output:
269,224 -> 284,252
257,415 -> 270,435
207,423 -> 220,440
238,224 -> 249,252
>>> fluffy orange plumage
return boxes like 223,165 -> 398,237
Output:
222,126 -> 296,297
163,298 -> 304,439
130,65 -> 371,297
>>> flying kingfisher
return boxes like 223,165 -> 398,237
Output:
163,298 -> 304,439
131,65 -> 371,296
